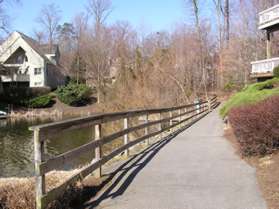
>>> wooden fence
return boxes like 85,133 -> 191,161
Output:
29,96 -> 218,209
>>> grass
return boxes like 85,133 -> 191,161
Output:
220,78 -> 279,118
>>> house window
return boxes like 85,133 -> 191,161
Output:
34,68 -> 42,75
16,54 -> 24,64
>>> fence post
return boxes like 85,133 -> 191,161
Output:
184,107 -> 187,123
207,99 -> 212,112
34,129 -> 45,209
94,123 -> 102,178
169,111 -> 173,127
124,117 -> 129,157
159,112 -> 163,139
145,113 -> 150,145
178,109 -> 182,128
191,106 -> 195,122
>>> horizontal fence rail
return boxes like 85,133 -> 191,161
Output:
30,96 -> 219,209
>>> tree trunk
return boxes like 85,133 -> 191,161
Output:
224,0 -> 230,43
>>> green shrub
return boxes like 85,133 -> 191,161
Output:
56,82 -> 92,106
273,65 -> 279,78
28,94 -> 54,108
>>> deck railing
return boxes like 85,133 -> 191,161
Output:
1,74 -> 30,82
259,4 -> 279,30
30,96 -> 218,209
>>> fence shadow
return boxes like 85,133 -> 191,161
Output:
76,120 -> 202,209
76,111 -> 213,209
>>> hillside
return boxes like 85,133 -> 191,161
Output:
220,78 -> 279,117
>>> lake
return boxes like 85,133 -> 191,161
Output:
0,118 -> 95,177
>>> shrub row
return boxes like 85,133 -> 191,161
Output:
0,82 -> 93,108
229,95 -> 279,156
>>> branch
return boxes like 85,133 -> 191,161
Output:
156,67 -> 190,103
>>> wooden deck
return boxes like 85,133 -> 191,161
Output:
259,4 -> 279,30
250,57 -> 279,78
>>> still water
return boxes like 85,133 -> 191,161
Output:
0,119 -> 94,177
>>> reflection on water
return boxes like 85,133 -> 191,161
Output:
0,119 -> 94,177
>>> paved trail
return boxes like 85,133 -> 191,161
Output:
81,108 -> 267,209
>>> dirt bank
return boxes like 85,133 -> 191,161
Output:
225,128 -> 279,209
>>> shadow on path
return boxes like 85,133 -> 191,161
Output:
75,112 -> 211,209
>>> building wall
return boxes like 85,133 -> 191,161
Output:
0,32 -> 66,89
45,64 -> 65,89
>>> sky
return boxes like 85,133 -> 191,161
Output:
6,0 -> 200,36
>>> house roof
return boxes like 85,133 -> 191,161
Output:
38,44 -> 59,55
15,31 -> 57,61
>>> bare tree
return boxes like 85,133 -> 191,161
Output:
224,0 -> 230,43
86,0 -> 113,103
37,3 -> 61,50
0,0 -> 21,36
212,0 -> 224,48
188,0 -> 209,99
72,13 -> 89,83
87,0 -> 112,35
33,30 -> 45,44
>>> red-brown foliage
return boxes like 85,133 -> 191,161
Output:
229,96 -> 279,156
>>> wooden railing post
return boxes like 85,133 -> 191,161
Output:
34,129 -> 45,209
94,124 -> 102,178
208,99 -> 212,112
196,101 -> 200,115
145,113 -> 150,145
124,117 -> 129,157
159,112 -> 163,139
169,111 -> 173,127
178,109 -> 182,128
192,106 -> 196,121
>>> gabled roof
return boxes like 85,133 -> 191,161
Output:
39,44 -> 59,55
0,31 -> 59,63
16,31 -> 57,61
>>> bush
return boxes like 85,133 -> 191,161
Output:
28,94 -> 54,108
273,65 -> 279,78
56,82 -> 92,106
0,86 -> 33,105
229,96 -> 279,156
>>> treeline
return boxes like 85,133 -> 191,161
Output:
2,0 -> 279,109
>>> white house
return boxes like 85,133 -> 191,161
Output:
0,31 -> 65,89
